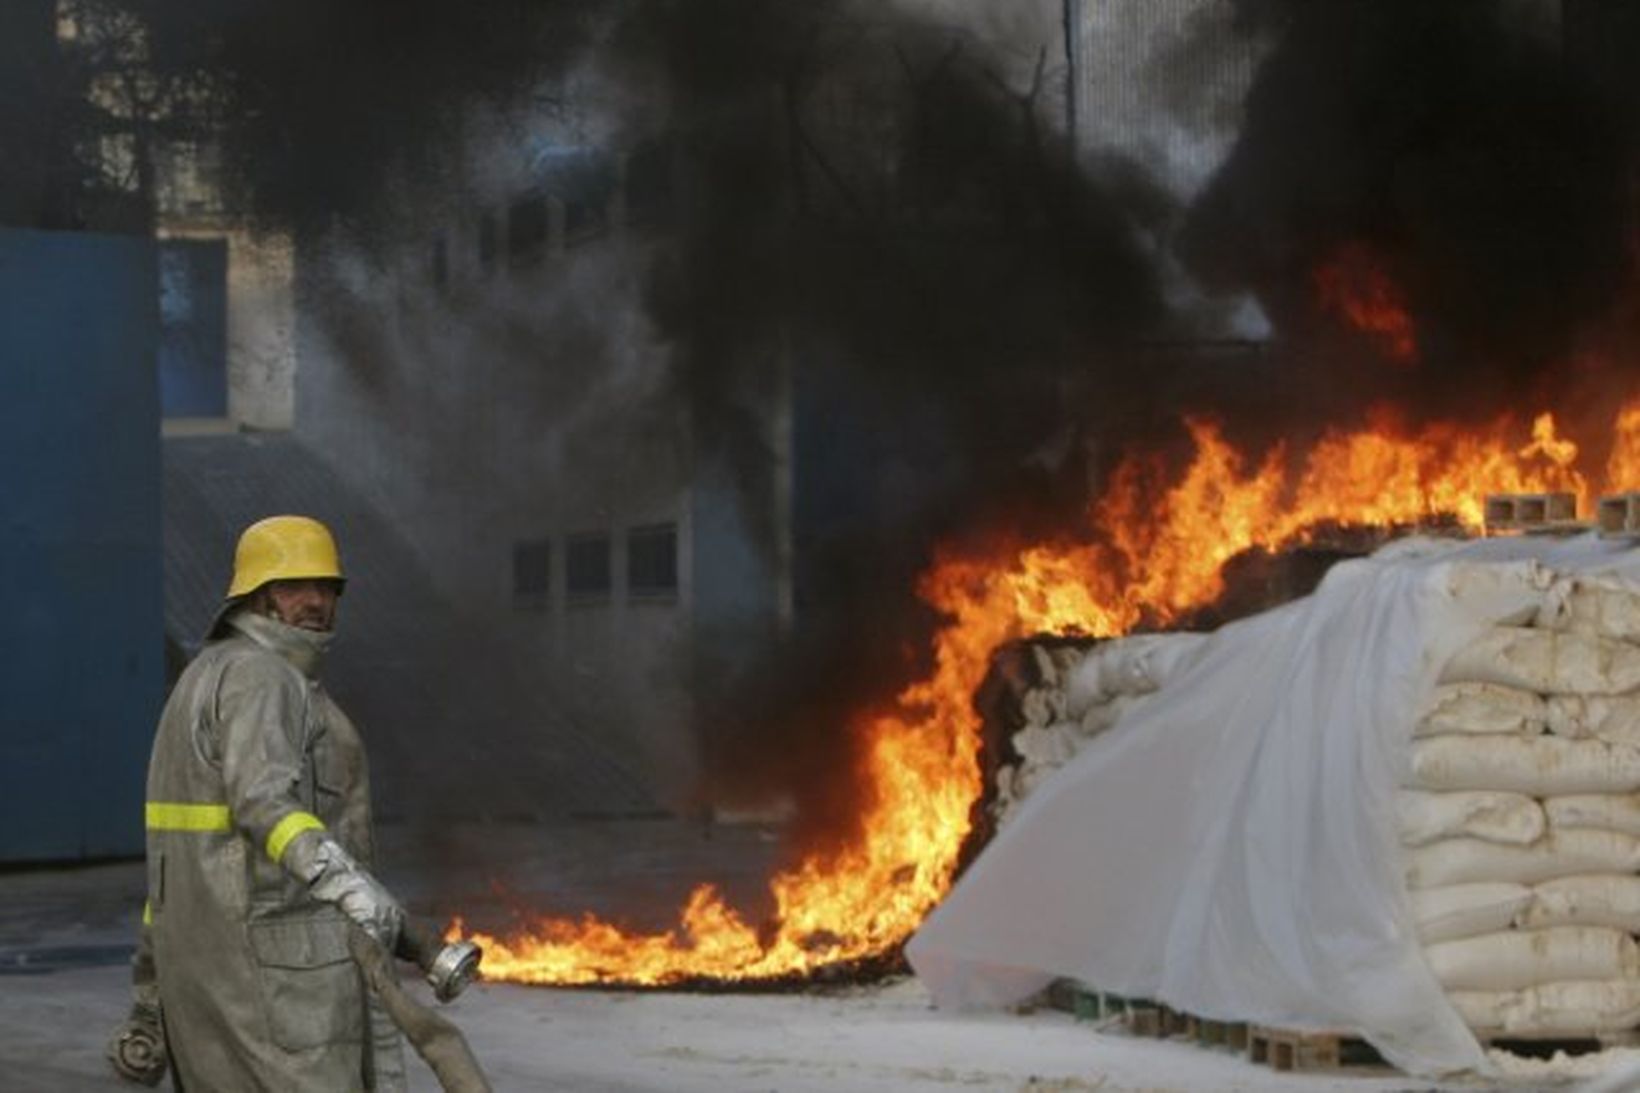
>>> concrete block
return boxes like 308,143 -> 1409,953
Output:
1599,493 -> 1640,537
1484,494 -> 1520,530
1485,492 -> 1578,533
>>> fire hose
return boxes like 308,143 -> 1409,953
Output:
109,918 -> 488,1091
350,919 -> 492,1093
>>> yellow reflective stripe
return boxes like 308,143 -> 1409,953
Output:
142,900 -> 152,926
265,810 -> 326,864
145,802 -> 231,832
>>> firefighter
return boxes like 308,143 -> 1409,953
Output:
119,514 -> 409,1089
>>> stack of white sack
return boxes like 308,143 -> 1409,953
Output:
908,536 -> 1640,1078
994,632 -> 1208,827
1404,571 -> 1640,1038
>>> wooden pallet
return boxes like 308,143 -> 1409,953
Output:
1246,1025 -> 1386,1072
1046,981 -> 1159,1029
1047,981 -> 1383,1073
1047,982 -> 1250,1050
1045,980 -> 1631,1074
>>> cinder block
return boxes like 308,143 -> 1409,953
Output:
1518,492 -> 1576,526
1486,492 -> 1577,533
1599,493 -> 1640,537
1484,494 -> 1520,530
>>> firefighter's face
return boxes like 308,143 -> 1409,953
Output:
261,579 -> 341,632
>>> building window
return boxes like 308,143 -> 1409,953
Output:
566,533 -> 611,602
507,193 -> 548,271
627,523 -> 677,599
512,538 -> 551,609
478,210 -> 498,276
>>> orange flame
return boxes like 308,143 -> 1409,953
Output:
462,402 -> 1624,987
1608,403 -> 1640,488
1314,243 -> 1419,364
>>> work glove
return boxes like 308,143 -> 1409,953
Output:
288,833 -> 405,949
106,1001 -> 168,1086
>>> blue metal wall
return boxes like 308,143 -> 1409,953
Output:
0,227 -> 163,862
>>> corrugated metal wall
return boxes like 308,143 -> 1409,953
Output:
0,227 -> 162,862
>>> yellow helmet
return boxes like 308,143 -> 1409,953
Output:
226,515 -> 345,598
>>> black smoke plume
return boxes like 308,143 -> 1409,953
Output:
102,0 -> 1640,851
94,0 -> 1174,841
1184,0 -> 1639,437
620,1 -> 1170,844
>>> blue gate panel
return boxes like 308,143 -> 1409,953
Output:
0,227 -> 163,862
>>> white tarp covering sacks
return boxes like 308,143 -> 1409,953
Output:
906,534 -> 1640,1078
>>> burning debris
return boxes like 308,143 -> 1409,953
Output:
461,404 -> 1640,990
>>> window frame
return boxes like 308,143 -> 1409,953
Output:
625,522 -> 678,602
511,537 -> 552,610
565,531 -> 613,604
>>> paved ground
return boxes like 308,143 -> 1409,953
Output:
0,819 -> 1594,1091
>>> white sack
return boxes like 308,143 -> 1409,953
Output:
1405,735 -> 1640,796
1537,573 -> 1640,639
908,536 -> 1640,1079
996,762 -> 1061,820
1439,626 -> 1640,695
1019,687 -> 1065,729
1405,830 -> 1640,888
1443,991 -> 1508,1032
1443,559 -> 1551,625
998,723 -> 1086,821
1059,646 -> 1104,717
1542,793 -> 1640,837
1030,645 -> 1065,690
1546,694 -> 1640,745
1414,683 -> 1546,738
1010,722 -> 1081,768
1061,632 -> 1209,715
1396,790 -> 1544,847
1521,875 -> 1640,933
1422,927 -> 1640,992
1407,883 -> 1533,944
1447,979 -> 1640,1034
1078,695 -> 1135,738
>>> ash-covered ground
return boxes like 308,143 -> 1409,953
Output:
0,818 -> 1615,1092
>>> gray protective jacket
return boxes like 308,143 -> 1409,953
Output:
145,609 -> 401,1091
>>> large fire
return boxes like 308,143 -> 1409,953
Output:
461,401 -> 1622,987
